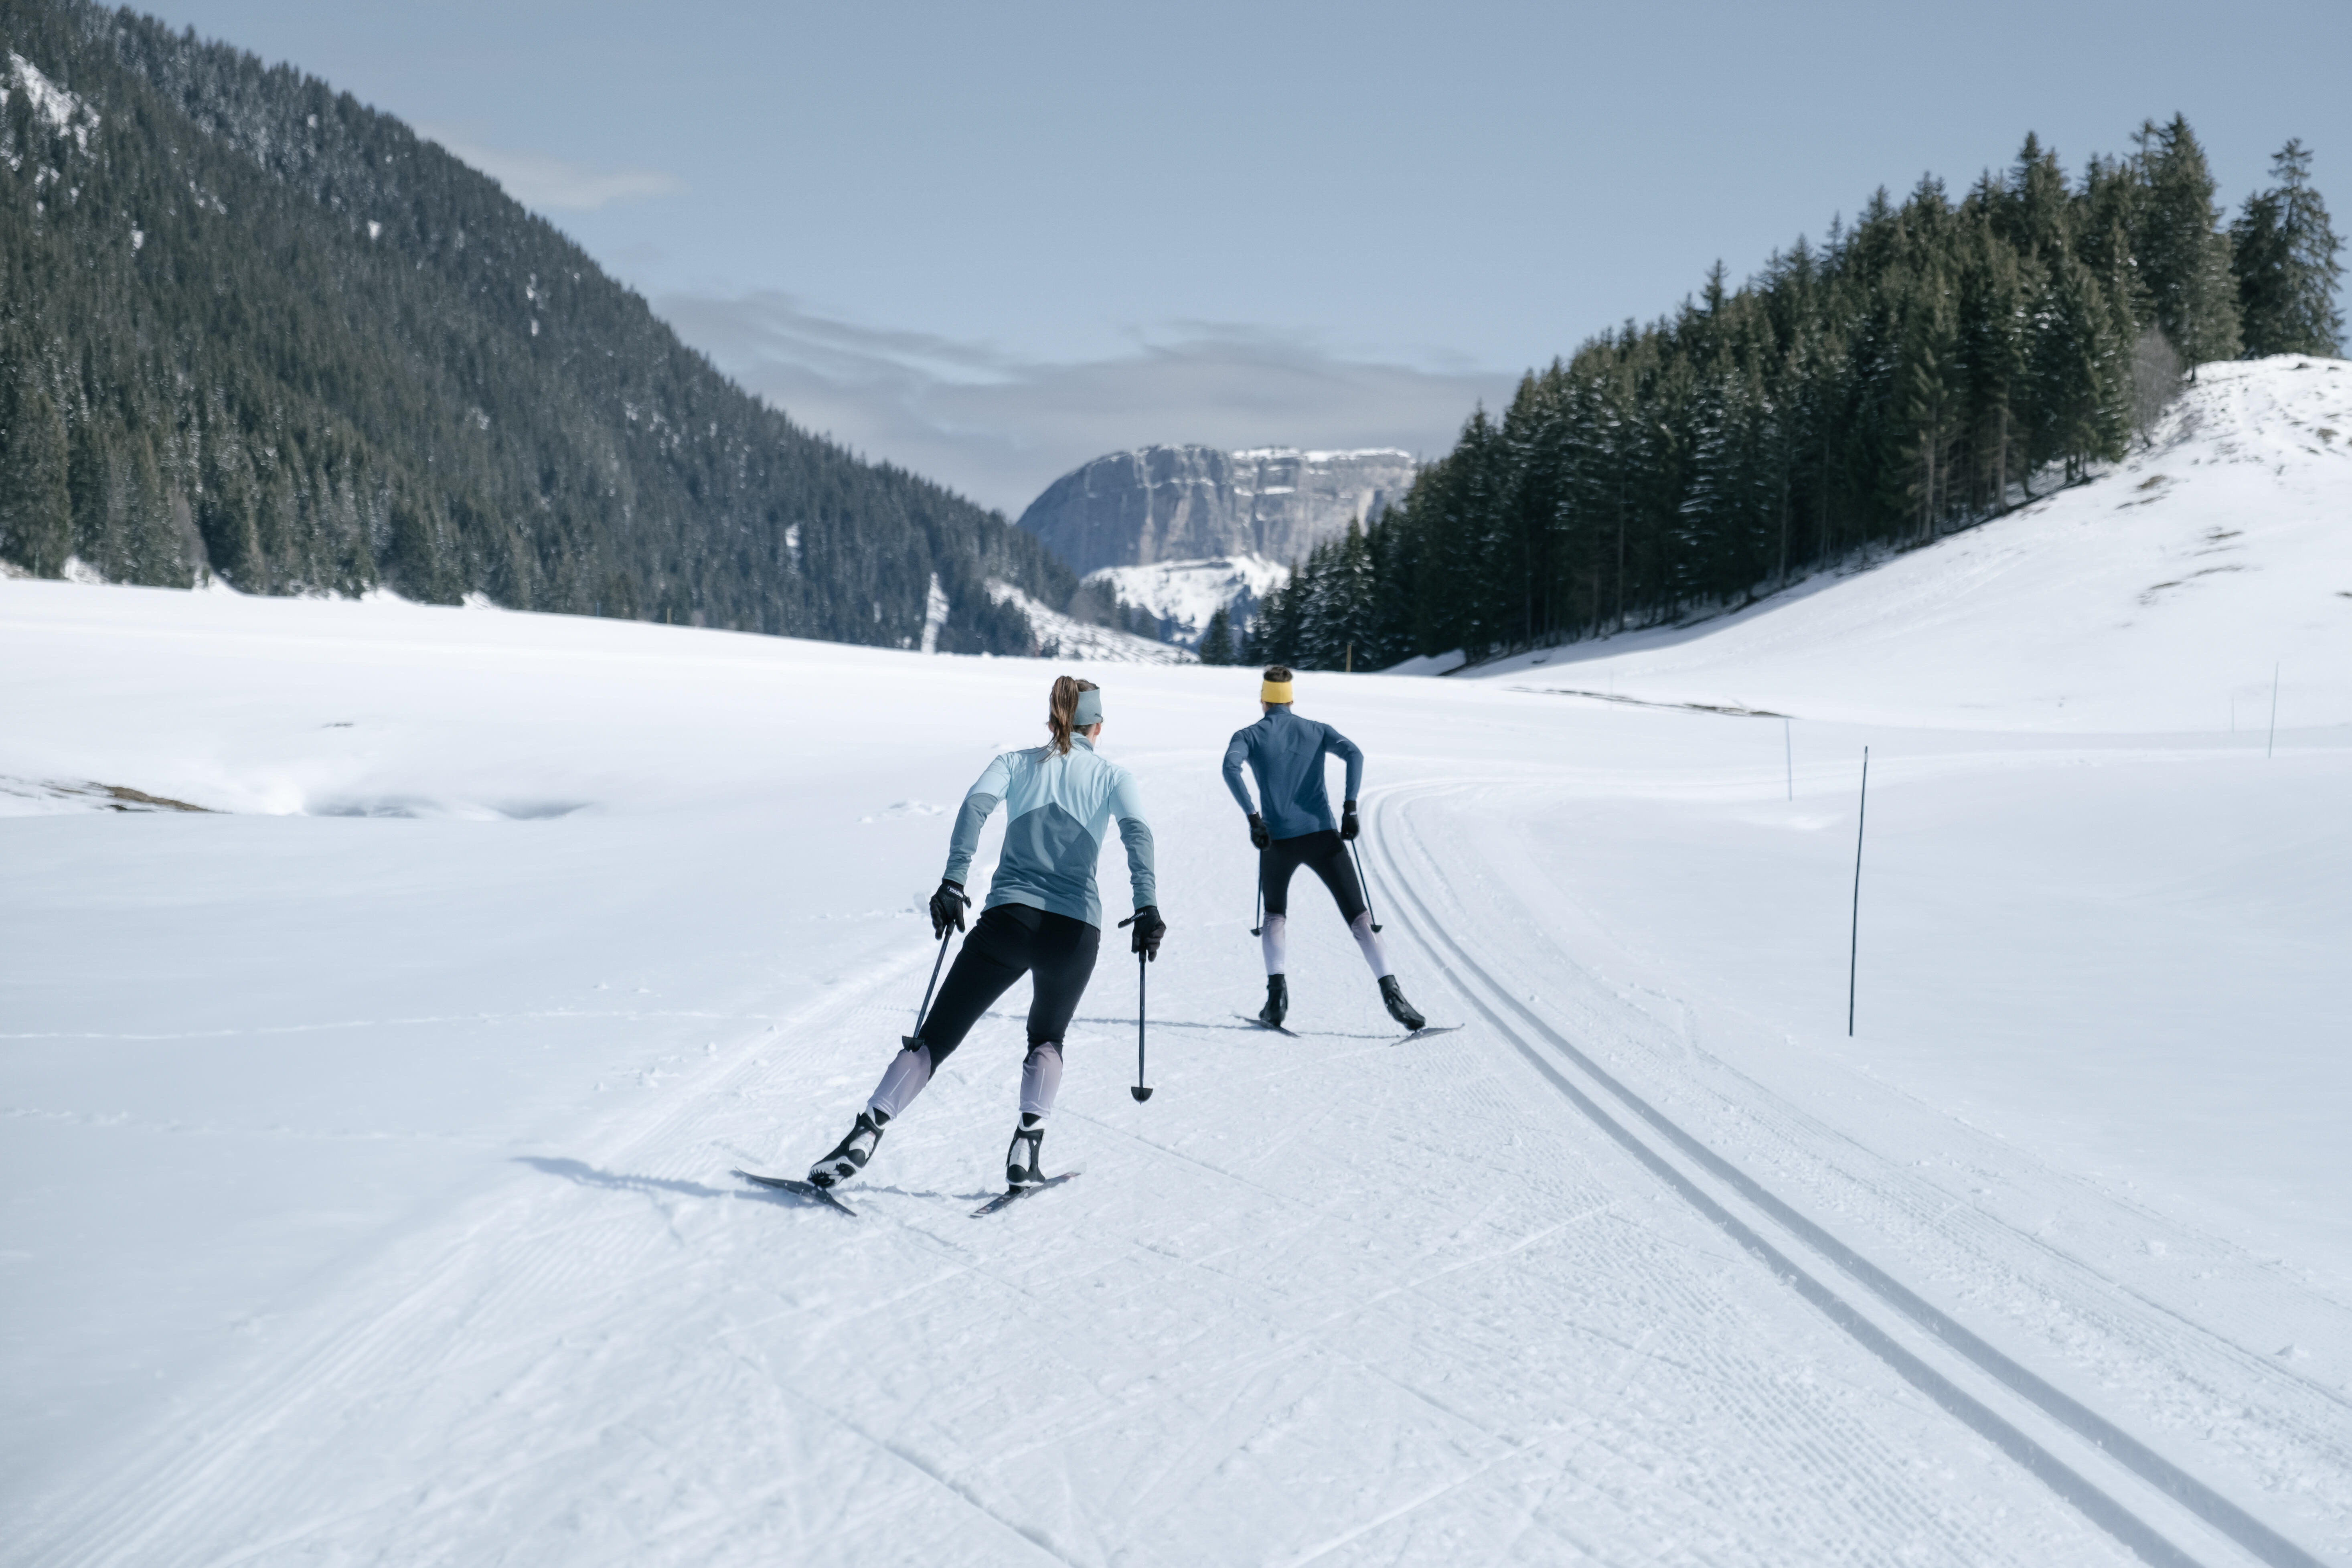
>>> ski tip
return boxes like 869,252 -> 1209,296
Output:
969,1170 -> 1082,1216
732,1169 -> 857,1215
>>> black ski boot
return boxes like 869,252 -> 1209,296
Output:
1005,1113 -> 1045,1188
1378,975 -> 1426,1031
1258,974 -> 1289,1029
809,1108 -> 887,1189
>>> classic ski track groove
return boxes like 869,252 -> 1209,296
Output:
1367,782 -> 2334,1568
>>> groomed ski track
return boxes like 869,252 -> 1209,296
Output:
15,767 -> 2344,1567
1364,786 -> 2345,1568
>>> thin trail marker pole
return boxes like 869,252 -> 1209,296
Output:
1350,839 -> 1382,933
902,924 -> 956,1048
2267,664 -> 2279,760
1784,718 -> 1793,801
1848,747 -> 1870,1037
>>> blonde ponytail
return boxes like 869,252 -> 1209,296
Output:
1045,676 -> 1098,755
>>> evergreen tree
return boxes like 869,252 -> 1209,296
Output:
1197,604 -> 1234,664
2135,116 -> 2241,369
2233,140 -> 2345,357
0,375 -> 72,574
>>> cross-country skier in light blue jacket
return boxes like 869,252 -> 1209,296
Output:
803,676 -> 1164,1195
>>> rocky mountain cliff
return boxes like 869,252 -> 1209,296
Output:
1016,446 -> 1415,575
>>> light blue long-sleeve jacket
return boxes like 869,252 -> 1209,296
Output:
1222,709 -> 1363,841
944,735 -> 1157,928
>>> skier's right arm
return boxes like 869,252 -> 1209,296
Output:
1221,731 -> 1270,849
1221,730 -> 1257,817
942,752 -> 1014,888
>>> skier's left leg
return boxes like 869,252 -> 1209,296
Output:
1002,912 -> 1100,1184
1306,839 -> 1425,1028
810,907 -> 1034,1188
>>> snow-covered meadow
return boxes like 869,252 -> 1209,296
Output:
4,359 -> 2349,1566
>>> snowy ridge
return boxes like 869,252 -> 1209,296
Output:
1467,356 -> 2352,732
1082,554 -> 1289,644
1229,446 -> 1416,464
983,578 -> 1196,665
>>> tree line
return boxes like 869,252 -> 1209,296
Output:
0,0 -> 1077,654
1237,120 -> 2343,673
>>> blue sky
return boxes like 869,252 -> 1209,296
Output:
135,0 -> 2352,515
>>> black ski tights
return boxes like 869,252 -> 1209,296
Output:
914,902 -> 1100,1066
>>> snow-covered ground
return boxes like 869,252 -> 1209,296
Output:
4,359 -> 2349,1567
1086,555 -> 1291,643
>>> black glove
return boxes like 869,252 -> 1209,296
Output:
1126,904 -> 1166,960
1247,812 -> 1271,851
1340,800 -> 1360,842
927,879 -> 968,938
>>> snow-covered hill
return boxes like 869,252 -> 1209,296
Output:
3,360 -> 2348,1568
984,579 -> 1198,664
1460,357 -> 2352,732
1084,553 -> 1290,645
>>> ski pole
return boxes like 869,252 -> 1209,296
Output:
1251,872 -> 1263,937
902,922 -> 957,1049
1116,914 -> 1153,1101
1349,839 -> 1382,933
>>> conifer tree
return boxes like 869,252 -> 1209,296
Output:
2232,140 -> 2345,357
2136,117 -> 2242,369
1198,604 -> 1234,664
0,378 -> 73,575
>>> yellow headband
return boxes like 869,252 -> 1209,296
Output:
1261,680 -> 1294,704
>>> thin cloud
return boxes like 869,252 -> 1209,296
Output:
656,290 -> 1517,517
421,124 -> 683,211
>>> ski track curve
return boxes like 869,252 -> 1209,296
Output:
16,790 -> 2251,1568
1366,779 -> 2349,1568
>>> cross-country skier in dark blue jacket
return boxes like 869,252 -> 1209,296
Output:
1222,664 -> 1424,1031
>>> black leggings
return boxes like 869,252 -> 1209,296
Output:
1260,829 -> 1367,924
914,903 -> 1101,1066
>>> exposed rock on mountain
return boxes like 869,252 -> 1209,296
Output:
1017,446 -> 1415,575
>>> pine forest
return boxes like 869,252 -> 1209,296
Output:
0,0 -> 1075,653
1233,121 -> 2343,673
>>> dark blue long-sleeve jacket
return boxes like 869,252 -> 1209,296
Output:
1222,709 -> 1363,841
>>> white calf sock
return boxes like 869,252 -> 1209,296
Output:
1260,912 -> 1288,975
867,1043 -> 933,1121
1019,1042 -> 1064,1119
1350,910 -> 1390,978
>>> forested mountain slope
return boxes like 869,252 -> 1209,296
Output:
0,0 -> 1068,651
1467,354 -> 2352,731
1242,121 -> 2343,672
